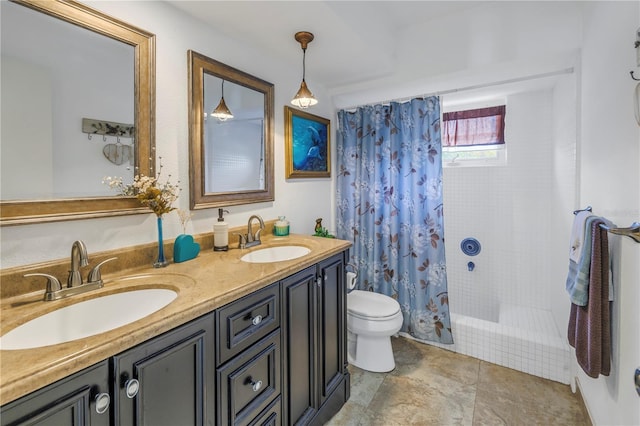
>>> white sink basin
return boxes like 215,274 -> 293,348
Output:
240,245 -> 310,263
0,288 -> 178,350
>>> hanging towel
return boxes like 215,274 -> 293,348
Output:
569,210 -> 593,263
568,218 -> 611,378
566,215 -> 599,306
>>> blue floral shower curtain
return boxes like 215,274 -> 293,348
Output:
336,97 -> 453,344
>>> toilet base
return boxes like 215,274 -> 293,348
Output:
347,331 -> 396,373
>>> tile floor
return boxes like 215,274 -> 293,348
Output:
327,336 -> 591,426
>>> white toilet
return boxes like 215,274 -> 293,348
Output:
346,272 -> 403,373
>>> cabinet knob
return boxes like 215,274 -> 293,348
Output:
94,392 -> 110,414
251,314 -> 262,326
249,377 -> 262,392
125,378 -> 140,399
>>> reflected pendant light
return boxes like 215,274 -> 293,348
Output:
211,80 -> 233,121
291,31 -> 318,109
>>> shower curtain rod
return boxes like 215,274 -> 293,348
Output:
340,67 -> 575,111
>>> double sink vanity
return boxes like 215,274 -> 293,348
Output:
0,232 -> 351,425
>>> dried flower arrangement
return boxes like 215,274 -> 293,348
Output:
103,158 -> 180,217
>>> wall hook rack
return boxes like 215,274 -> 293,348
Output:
631,71 -> 640,81
82,118 -> 135,139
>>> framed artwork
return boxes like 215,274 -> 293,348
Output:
285,106 -> 330,178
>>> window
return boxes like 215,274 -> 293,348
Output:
442,105 -> 506,167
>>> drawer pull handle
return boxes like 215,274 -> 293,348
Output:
251,314 -> 263,326
95,392 -> 110,414
252,379 -> 263,392
125,378 -> 140,399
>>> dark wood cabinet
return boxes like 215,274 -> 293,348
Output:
2,250 -> 349,426
281,253 -> 349,426
216,283 -> 281,426
316,254 -> 347,412
112,314 -> 215,426
0,360 -> 110,426
281,266 -> 317,425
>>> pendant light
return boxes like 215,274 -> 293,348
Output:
291,31 -> 318,109
211,79 -> 233,121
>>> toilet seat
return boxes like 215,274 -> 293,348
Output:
348,290 -> 401,320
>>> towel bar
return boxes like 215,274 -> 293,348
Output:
573,206 -> 639,243
600,222 -> 640,243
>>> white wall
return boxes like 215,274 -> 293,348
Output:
578,2 -> 640,425
1,58 -> 53,199
0,1 -> 335,268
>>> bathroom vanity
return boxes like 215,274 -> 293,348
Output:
0,235 -> 350,426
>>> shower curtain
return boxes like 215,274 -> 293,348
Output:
336,97 -> 453,344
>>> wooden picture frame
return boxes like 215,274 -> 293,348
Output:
285,106 -> 330,178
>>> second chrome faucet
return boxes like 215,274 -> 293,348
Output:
238,215 -> 265,249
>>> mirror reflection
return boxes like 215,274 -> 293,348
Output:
1,0 -> 135,200
0,0 -> 155,225
188,50 -> 274,209
203,75 -> 265,193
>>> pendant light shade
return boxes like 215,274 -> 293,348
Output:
211,80 -> 233,121
291,31 -> 318,109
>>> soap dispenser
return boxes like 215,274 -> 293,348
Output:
213,209 -> 229,251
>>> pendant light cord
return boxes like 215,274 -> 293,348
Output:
302,48 -> 307,82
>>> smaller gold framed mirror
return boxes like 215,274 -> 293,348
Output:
188,50 -> 274,209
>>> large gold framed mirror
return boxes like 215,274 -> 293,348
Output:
0,0 -> 155,225
188,50 -> 274,209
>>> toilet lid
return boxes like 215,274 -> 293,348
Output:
348,290 -> 401,319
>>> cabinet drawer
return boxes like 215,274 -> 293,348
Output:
248,396 -> 281,426
216,283 -> 279,365
217,331 -> 281,426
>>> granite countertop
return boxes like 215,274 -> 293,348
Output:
0,234 -> 351,406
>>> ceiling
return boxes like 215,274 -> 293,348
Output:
167,1 -> 489,92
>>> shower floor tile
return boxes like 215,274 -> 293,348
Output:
327,336 -> 591,426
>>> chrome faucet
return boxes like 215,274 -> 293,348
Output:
241,215 -> 265,249
24,240 -> 117,301
68,240 -> 89,287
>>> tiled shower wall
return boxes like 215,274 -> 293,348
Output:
438,77 -> 577,383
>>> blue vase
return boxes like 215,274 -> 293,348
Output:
154,216 -> 169,268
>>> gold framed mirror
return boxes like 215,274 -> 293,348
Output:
188,50 -> 274,209
0,0 -> 155,225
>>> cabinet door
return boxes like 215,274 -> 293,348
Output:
317,254 -> 346,406
113,314 -> 215,426
281,266 -> 317,426
1,360 -> 110,426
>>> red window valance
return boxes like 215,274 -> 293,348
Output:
442,105 -> 506,147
